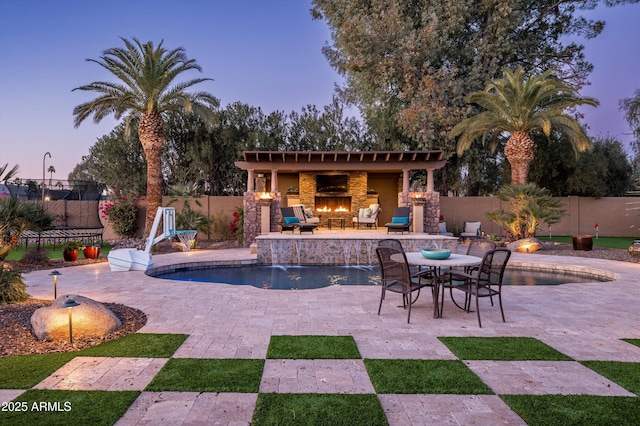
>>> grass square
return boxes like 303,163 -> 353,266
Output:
78,333 -> 187,358
145,358 -> 264,392
252,393 -> 387,426
3,389 -> 139,425
581,361 -> 640,395
364,359 -> 492,394
0,352 -> 76,389
501,395 -> 640,426
438,336 -> 572,360
622,338 -> 640,348
266,335 -> 361,359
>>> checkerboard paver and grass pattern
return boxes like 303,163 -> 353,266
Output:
1,334 -> 639,425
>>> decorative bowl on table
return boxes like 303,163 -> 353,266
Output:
421,248 -> 451,260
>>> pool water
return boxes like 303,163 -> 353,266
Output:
151,265 -> 610,290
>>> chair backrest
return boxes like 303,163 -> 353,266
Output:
393,207 -> 410,218
438,222 -> 448,234
467,240 -> 497,257
281,207 -> 300,225
476,249 -> 511,288
375,246 -> 411,287
378,239 -> 404,252
281,207 -> 294,217
291,205 -> 308,223
463,221 -> 482,236
369,204 -> 381,218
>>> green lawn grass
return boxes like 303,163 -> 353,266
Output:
364,359 -> 492,394
581,361 -> 640,395
501,395 -> 640,426
252,393 -> 388,426
542,236 -> 636,249
623,338 -> 640,348
438,336 -> 573,361
145,358 -> 265,392
4,243 -> 113,261
78,333 -> 187,358
266,335 -> 361,359
2,390 -> 139,426
0,352 -> 76,389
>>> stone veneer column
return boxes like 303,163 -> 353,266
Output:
424,191 -> 440,234
242,192 -> 272,247
401,191 -> 440,234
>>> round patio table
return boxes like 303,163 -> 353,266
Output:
391,252 -> 482,318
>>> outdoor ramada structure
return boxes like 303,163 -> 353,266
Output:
235,151 -> 454,264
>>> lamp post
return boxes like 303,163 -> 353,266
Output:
61,298 -> 80,344
49,270 -> 61,299
38,152 -> 52,249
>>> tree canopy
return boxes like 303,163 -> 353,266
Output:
450,67 -> 598,184
73,37 -> 219,231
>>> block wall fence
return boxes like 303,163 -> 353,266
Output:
44,196 -> 640,241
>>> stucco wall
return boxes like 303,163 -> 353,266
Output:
48,196 -> 640,241
440,196 -> 640,238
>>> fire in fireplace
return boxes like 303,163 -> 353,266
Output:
315,196 -> 351,213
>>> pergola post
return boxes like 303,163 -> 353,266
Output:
426,168 -> 435,193
402,169 -> 410,192
270,169 -> 278,193
247,169 -> 255,192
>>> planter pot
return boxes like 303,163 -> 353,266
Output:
63,249 -> 78,262
629,240 -> 640,258
572,235 -> 593,251
83,246 -> 101,259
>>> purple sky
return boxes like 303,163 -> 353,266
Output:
1,1 -> 638,181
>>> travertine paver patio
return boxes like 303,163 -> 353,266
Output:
6,231 -> 640,425
34,357 -> 167,391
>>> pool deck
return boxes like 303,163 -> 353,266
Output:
5,236 -> 640,425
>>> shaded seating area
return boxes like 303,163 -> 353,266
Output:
352,204 -> 381,229
384,207 -> 411,234
280,207 -> 318,234
437,248 -> 511,327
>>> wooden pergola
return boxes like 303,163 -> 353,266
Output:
235,150 -> 446,193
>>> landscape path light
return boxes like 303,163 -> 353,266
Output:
61,298 -> 80,344
49,270 -> 62,299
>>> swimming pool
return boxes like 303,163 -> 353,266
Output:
150,265 -> 611,290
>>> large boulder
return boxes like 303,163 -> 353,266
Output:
30,294 -> 122,341
507,237 -> 542,253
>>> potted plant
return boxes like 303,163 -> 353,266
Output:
287,185 -> 299,194
82,242 -> 101,259
62,240 -> 83,262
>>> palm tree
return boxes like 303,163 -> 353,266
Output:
47,165 -> 55,187
73,37 -> 219,232
450,67 -> 599,185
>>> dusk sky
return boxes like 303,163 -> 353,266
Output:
1,0 -> 639,181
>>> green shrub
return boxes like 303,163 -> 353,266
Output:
20,247 -> 49,265
487,183 -> 565,242
0,268 -> 29,304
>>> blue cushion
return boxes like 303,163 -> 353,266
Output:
391,217 -> 409,224
284,217 -> 300,224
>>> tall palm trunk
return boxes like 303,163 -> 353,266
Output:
138,112 -> 164,235
504,131 -> 536,185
